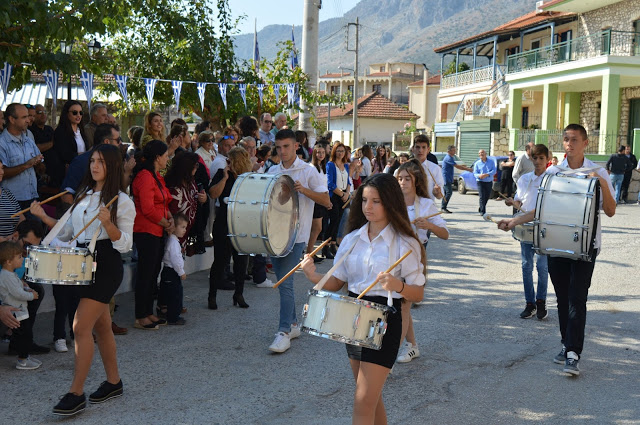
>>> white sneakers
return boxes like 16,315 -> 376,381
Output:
16,356 -> 41,370
256,278 -> 275,288
289,324 -> 301,340
396,342 -> 420,363
55,339 -> 68,353
268,332 -> 291,353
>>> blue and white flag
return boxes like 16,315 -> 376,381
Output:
218,83 -> 227,110
114,74 -> 129,108
238,83 -> 247,109
42,70 -> 59,108
172,80 -> 183,110
253,19 -> 260,74
0,62 -> 13,102
286,83 -> 296,106
197,82 -> 207,112
257,84 -> 265,105
80,71 -> 94,110
273,84 -> 281,105
290,25 -> 298,70
144,78 -> 157,110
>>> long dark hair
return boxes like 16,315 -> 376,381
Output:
237,116 -> 258,138
311,144 -> 327,174
164,151 -> 198,188
397,159 -> 429,199
373,145 -> 387,171
72,144 -> 124,224
347,173 -> 426,269
58,100 -> 86,139
132,139 -> 168,190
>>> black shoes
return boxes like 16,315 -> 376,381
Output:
208,298 -> 218,310
89,380 -> 123,404
233,294 -> 249,308
440,208 -> 452,214
520,303 -> 537,319
322,245 -> 334,259
536,299 -> 548,320
53,392 -> 87,416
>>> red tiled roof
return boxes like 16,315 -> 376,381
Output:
407,75 -> 441,87
314,92 -> 418,120
434,10 -> 575,53
319,72 -> 351,78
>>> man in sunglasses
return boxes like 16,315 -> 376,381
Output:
259,113 -> 275,145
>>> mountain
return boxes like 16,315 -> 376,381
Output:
233,0 -> 533,74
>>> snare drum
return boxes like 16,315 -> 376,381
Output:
227,173 -> 299,257
301,290 -> 391,350
534,174 -> 600,261
24,245 -> 94,285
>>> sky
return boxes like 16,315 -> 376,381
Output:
230,0 -> 361,34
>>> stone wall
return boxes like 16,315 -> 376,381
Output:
578,0 -> 640,37
627,169 -> 640,203
580,87 -> 640,145
619,86 -> 640,144
491,129 -> 510,156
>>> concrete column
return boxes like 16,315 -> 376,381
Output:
542,83 -> 559,130
299,0 -> 320,136
600,73 -> 621,153
388,78 -> 392,99
508,88 -> 523,149
563,92 -> 581,127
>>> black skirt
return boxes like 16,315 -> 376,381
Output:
345,292 -> 403,369
78,239 -> 124,304
313,202 -> 327,219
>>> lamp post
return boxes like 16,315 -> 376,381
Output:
60,40 -> 74,100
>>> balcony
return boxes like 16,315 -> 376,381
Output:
507,30 -> 640,74
441,65 -> 496,90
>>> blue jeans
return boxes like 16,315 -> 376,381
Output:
271,242 -> 305,333
441,182 -> 453,210
610,173 -> 624,202
520,242 -> 548,304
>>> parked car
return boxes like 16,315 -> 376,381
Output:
432,152 -> 466,189
457,155 -> 508,197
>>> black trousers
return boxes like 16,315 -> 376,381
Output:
160,267 -> 183,322
621,171 -> 632,200
11,320 -> 33,359
52,285 -> 80,340
548,250 -> 598,357
477,181 -> 493,214
326,193 -> 346,241
209,216 -> 248,299
134,232 -> 164,319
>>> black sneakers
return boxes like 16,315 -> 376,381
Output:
53,392 -> 86,416
564,352 -> 580,376
553,346 -> 567,364
89,380 -> 123,403
520,303 -> 537,319
536,299 -> 548,320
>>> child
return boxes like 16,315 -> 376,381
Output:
160,213 -> 188,325
505,144 -> 550,320
0,241 -> 40,370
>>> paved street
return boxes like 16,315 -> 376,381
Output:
2,193 -> 640,424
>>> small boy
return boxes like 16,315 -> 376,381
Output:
505,144 -> 550,320
160,214 -> 188,325
0,241 -> 41,369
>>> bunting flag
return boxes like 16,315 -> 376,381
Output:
144,78 -> 157,109
172,80 -> 183,110
42,70 -> 59,108
253,19 -> 260,74
286,83 -> 296,106
114,74 -> 129,108
197,82 -> 207,111
238,83 -> 247,109
290,25 -> 298,69
80,71 -> 94,110
218,83 -> 227,110
0,62 -> 13,102
257,83 -> 265,105
273,84 -> 281,105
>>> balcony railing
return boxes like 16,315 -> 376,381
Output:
507,30 -> 640,74
441,65 -> 496,89
517,129 -> 624,154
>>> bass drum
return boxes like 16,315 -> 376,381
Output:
227,173 -> 299,257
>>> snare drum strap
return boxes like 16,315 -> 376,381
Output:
313,237 -> 359,291
42,208 -> 73,246
554,166 -> 600,177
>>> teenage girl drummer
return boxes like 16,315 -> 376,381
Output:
31,144 -> 135,416
301,173 -> 426,425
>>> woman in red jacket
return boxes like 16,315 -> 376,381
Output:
132,140 -> 174,330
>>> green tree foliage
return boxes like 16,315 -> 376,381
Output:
442,61 -> 470,76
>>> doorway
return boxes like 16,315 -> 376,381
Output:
628,99 -> 640,153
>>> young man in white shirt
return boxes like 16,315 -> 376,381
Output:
267,129 -> 330,353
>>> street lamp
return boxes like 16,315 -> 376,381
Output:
60,40 -> 74,100
88,38 -> 101,56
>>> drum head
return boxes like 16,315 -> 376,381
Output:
265,175 -> 299,256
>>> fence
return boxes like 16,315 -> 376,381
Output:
517,129 -> 625,154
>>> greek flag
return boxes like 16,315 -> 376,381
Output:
114,75 -> 129,108
238,83 -> 247,109
287,83 -> 296,106
197,82 -> 207,112
290,25 -> 298,70
273,84 -> 281,105
80,71 -> 94,110
253,19 -> 260,74
172,80 -> 183,110
42,70 -> 59,108
257,84 -> 265,105
0,62 -> 12,102
218,83 -> 227,110
144,78 -> 157,109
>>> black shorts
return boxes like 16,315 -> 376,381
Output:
78,240 -> 124,304
345,292 -> 403,369
313,203 -> 327,219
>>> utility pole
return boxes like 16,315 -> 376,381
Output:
347,18 -> 359,147
299,0 -> 321,143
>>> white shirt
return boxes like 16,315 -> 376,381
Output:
267,157 -> 327,243
333,223 -> 425,298
74,128 -> 85,154
336,166 -> 348,191
546,157 -> 614,250
360,157 -> 372,177
195,147 -> 215,171
163,234 -> 185,276
57,190 -> 135,253
514,171 -> 545,213
407,196 -> 448,244
209,154 -> 228,207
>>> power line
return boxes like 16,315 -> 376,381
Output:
319,24 -> 347,44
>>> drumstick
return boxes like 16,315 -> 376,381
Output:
10,190 -> 70,218
342,196 -> 352,210
69,195 -> 119,243
356,250 -> 412,300
482,213 -> 499,224
272,238 -> 332,289
412,211 -> 443,223
497,192 -> 526,213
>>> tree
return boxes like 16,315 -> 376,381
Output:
443,61 -> 470,76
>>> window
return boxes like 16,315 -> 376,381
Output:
504,46 -> 520,63
347,85 -> 354,92
330,85 -> 340,95
372,84 -> 382,93
522,107 -> 529,128
531,39 -> 541,50
379,65 -> 385,72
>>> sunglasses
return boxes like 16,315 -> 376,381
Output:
111,136 -> 123,143
222,135 -> 235,140
203,139 -> 215,143
263,120 -> 273,124
70,110 -> 84,116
